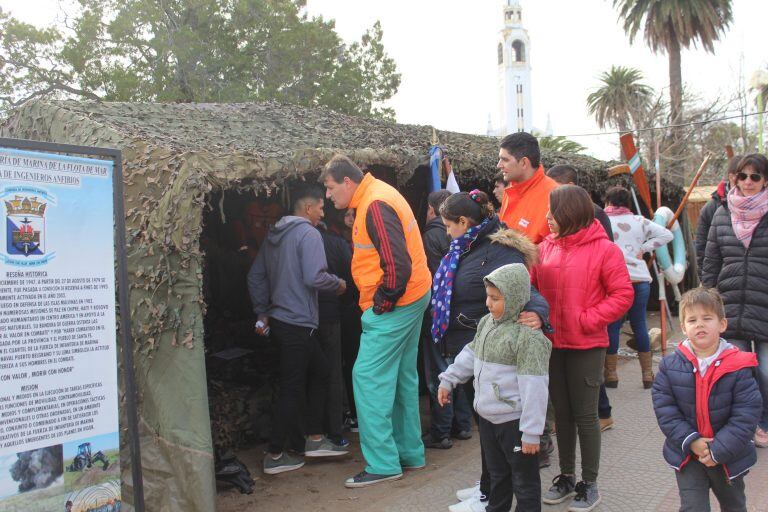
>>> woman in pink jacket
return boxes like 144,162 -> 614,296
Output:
532,185 -> 633,512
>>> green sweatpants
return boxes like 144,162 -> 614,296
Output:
353,292 -> 430,475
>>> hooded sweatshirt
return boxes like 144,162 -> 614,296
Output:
248,216 -> 341,329
438,263 -> 552,444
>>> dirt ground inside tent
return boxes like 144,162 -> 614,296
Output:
216,311 -> 768,512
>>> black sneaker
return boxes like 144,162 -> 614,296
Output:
344,470 -> 402,488
343,415 -> 359,433
451,430 -> 473,440
568,481 -> 601,511
542,474 -> 576,504
422,433 -> 452,449
538,451 -> 551,469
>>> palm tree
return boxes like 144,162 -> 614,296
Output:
538,135 -> 586,154
613,0 -> 733,140
586,65 -> 653,133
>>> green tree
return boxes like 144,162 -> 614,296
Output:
538,135 -> 586,154
0,1 -> 401,119
586,65 -> 653,133
613,0 -> 733,157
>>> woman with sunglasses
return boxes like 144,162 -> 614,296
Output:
703,153 -> 768,449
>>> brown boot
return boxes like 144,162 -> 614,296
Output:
604,354 -> 619,388
639,351 -> 654,389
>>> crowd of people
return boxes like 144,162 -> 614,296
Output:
246,131 -> 767,512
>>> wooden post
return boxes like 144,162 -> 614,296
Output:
655,141 -> 668,354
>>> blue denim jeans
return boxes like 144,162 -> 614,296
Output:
423,333 -> 473,439
608,281 -> 651,355
729,339 -> 768,431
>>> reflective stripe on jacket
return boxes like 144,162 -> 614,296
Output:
350,173 -> 431,311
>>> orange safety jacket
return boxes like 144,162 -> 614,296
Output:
349,173 -> 431,311
499,166 -> 558,244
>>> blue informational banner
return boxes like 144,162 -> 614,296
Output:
0,148 -> 122,512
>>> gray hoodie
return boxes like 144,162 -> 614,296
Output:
248,216 -> 341,329
439,263 -> 552,444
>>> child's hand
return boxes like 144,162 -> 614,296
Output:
521,442 -> 540,455
437,387 -> 451,407
690,437 -> 713,458
699,452 -> 718,467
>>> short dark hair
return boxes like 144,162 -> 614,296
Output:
440,190 -> 493,226
726,154 -> 743,176
737,153 -> 768,181
291,185 -> 324,214
604,186 -> 632,209
546,164 -> 578,185
320,154 -> 364,184
549,185 -> 594,237
494,171 -> 507,185
499,132 -> 540,169
427,190 -> 452,214
679,286 -> 725,322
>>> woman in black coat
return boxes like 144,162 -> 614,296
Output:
703,153 -> 768,448
428,191 -> 549,511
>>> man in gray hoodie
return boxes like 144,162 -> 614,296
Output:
248,186 -> 348,475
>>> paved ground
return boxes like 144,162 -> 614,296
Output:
218,313 -> 768,511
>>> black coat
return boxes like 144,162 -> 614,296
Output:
696,182 -> 728,278
422,216 -> 450,275
702,204 -> 768,344
440,216 -> 550,355
318,224 -> 353,323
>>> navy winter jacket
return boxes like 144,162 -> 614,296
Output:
652,343 -> 761,480
440,216 -> 549,356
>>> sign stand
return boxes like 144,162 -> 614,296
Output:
0,137 -> 144,512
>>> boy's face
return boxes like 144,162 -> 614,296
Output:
485,285 -> 505,320
681,304 -> 727,354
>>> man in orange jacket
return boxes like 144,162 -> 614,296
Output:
322,155 -> 431,488
498,132 -> 558,244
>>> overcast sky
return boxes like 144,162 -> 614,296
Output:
2,0 -> 766,159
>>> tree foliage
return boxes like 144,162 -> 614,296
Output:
612,0 -> 733,169
538,135 -> 586,154
0,1 -> 401,119
586,65 -> 653,133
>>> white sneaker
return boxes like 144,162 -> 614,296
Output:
456,482 -> 481,501
448,496 -> 488,512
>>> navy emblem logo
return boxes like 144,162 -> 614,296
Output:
5,195 -> 47,256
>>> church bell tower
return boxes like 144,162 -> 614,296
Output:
498,0 -> 533,134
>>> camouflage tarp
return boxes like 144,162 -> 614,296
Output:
0,100 -> 684,512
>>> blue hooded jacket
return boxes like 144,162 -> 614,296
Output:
652,341 -> 762,480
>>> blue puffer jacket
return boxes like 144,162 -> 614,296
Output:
652,341 -> 762,480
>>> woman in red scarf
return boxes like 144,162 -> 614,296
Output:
703,153 -> 768,449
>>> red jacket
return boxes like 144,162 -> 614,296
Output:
532,220 -> 634,350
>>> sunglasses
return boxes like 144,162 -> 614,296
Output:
737,172 -> 764,183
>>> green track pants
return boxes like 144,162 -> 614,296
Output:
353,292 -> 430,475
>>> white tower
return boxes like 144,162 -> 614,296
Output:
498,0 -> 533,134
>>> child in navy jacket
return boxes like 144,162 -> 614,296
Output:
652,287 -> 762,512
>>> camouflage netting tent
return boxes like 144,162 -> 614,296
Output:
0,100 -> 684,511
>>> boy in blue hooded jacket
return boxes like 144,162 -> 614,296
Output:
439,263 -> 551,512
652,287 -> 762,512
